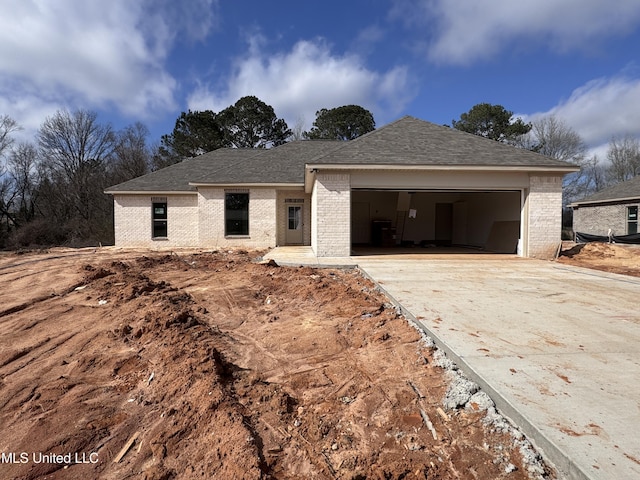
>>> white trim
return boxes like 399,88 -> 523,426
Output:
106,190 -> 197,195
189,182 -> 303,188
350,187 -> 523,192
306,164 -> 579,173
304,164 -> 576,193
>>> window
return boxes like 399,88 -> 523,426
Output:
152,201 -> 167,238
288,205 -> 302,230
225,192 -> 249,236
628,206 -> 638,234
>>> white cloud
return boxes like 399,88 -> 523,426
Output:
524,72 -> 640,157
0,93 -> 61,144
0,0 -> 216,131
187,38 -> 415,131
393,0 -> 640,65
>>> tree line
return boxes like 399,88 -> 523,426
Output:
0,98 -> 637,249
0,99 -> 375,248
157,100 -> 375,167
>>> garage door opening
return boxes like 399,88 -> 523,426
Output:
351,190 -> 522,255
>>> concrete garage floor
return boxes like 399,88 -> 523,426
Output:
264,247 -> 640,479
352,254 -> 640,480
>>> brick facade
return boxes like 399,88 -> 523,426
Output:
573,202 -> 639,236
113,173 -> 566,260
526,175 -> 564,259
197,187 -> 277,249
113,189 -> 277,249
311,172 -> 351,257
113,194 -> 198,248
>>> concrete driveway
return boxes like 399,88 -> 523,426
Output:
355,254 -> 640,480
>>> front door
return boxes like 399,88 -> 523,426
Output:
286,205 -> 303,244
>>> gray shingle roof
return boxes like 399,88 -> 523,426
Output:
106,116 -> 577,193
190,140 -> 343,184
571,176 -> 640,206
105,141 -> 343,192
310,116 -> 577,168
105,149 -> 261,193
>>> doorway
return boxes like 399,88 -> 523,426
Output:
286,204 -> 303,244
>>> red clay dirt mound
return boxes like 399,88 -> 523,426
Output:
557,242 -> 640,277
0,249 -> 552,479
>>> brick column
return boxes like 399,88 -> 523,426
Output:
311,172 -> 351,257
527,175 -> 563,259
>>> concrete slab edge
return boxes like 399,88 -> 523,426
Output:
356,265 -> 592,480
265,260 -> 358,269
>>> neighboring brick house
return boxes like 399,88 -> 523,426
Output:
105,116 -> 578,259
570,176 -> 640,237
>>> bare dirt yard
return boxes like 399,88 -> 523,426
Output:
2,245 -> 618,479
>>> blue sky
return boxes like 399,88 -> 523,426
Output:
2,0 -> 640,159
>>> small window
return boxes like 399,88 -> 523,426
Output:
152,202 -> 167,238
225,192 -> 249,236
628,206 -> 638,234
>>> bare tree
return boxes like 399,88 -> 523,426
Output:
288,116 -> 307,141
530,116 -> 586,162
38,109 -> 115,179
37,109 -> 116,243
606,134 -> 640,183
0,115 -> 22,244
7,142 -> 39,226
0,115 -> 20,159
579,154 -> 608,196
111,122 -> 151,183
524,116 -> 589,204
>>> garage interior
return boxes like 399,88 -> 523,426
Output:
351,189 -> 522,254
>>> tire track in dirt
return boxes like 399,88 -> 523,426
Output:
8,331 -> 79,369
0,336 -> 52,368
1,255 -> 266,480
0,294 -> 60,318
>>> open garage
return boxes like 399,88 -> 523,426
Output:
306,118 -> 579,259
351,189 -> 522,253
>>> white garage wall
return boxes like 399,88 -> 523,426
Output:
402,192 -> 461,242
465,192 -> 521,247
